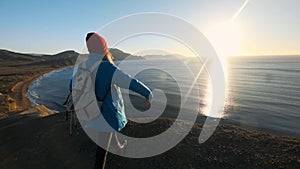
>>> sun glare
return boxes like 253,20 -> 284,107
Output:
200,21 -> 240,117
204,22 -> 240,58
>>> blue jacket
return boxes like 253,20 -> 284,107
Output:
71,53 -> 152,131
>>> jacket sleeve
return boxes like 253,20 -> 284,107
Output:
111,64 -> 153,100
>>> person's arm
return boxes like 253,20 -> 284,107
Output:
111,65 -> 153,100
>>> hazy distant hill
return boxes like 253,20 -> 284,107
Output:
0,48 -> 143,67
143,54 -> 187,58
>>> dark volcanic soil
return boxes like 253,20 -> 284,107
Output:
0,112 -> 299,169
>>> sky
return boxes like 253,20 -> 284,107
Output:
0,0 -> 299,56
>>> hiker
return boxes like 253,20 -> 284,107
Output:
71,32 -> 153,169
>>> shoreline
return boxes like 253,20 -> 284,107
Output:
21,67 -> 300,139
0,66 -> 70,118
1,50 -> 299,168
22,66 -> 72,109
10,68 -> 56,111
1,67 -> 299,168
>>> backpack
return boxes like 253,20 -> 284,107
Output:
65,61 -> 103,121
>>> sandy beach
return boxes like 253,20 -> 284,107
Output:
0,49 -> 76,116
0,67 -> 56,114
10,68 -> 57,110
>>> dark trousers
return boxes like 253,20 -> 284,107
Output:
94,132 -> 112,169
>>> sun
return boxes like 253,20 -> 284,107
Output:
204,22 -> 240,58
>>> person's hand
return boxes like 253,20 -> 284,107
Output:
146,99 -> 151,108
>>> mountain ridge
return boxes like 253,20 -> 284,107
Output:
0,48 -> 143,67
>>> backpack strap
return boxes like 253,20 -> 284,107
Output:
85,60 -> 110,102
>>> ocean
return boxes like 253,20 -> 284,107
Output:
26,56 -> 300,137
